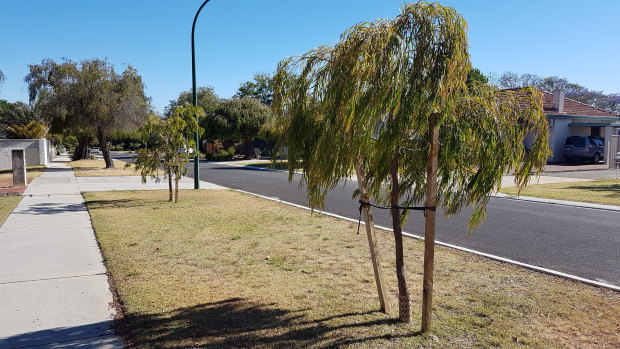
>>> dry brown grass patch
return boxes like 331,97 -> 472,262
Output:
85,190 -> 620,348
0,166 -> 45,186
70,159 -> 139,177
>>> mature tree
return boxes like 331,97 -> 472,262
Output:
234,72 -> 274,106
133,106 -> 204,202
206,98 -> 271,157
274,2 -> 549,330
165,86 -> 219,117
25,58 -> 150,167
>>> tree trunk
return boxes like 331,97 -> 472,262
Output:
174,175 -> 180,203
421,113 -> 440,332
97,131 -> 115,168
354,158 -> 389,313
167,168 -> 173,202
390,152 -> 410,323
73,136 -> 92,160
243,135 -> 253,159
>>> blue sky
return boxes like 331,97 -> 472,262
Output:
1,1 -> 618,113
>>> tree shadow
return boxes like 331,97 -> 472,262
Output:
14,202 -> 87,215
40,167 -> 74,173
115,298 -> 421,348
209,166 -> 276,172
84,199 -> 146,209
566,183 -> 620,199
0,320 -> 117,348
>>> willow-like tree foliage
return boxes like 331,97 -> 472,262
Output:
273,2 -> 549,231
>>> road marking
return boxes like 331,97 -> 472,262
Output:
234,189 -> 620,292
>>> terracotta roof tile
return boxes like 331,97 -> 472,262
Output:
541,91 -> 618,117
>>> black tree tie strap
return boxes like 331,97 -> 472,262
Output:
356,200 -> 436,234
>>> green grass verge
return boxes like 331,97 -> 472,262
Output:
0,196 -> 21,227
85,190 -> 620,348
501,179 -> 620,206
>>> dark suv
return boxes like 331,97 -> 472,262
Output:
564,136 -> 605,164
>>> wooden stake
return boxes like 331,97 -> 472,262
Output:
421,113 -> 440,332
354,159 -> 389,313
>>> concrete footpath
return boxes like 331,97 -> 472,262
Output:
0,160 -> 123,348
0,158 -> 224,348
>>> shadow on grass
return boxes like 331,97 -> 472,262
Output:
566,183 -> 620,198
85,199 -> 147,209
115,298 -> 417,348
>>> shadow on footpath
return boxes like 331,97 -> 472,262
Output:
0,321 -> 116,348
13,202 -> 87,215
114,297 -> 416,348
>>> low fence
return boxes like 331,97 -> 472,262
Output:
0,139 -> 53,170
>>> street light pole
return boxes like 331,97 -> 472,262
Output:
191,0 -> 211,189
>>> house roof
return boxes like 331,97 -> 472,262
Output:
541,91 -> 618,118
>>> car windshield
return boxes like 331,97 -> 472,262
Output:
565,137 -> 585,147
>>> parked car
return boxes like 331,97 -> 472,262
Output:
563,136 -> 605,164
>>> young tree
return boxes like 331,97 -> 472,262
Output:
274,2 -> 549,329
25,58 -> 150,166
133,106 -> 204,202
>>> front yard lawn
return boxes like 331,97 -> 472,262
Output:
85,189 -> 620,348
70,159 -> 138,177
500,179 -> 620,206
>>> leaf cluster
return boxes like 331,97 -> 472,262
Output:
5,120 -> 49,139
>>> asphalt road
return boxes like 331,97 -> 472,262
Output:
187,162 -> 620,287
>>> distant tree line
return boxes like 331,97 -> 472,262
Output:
2,59 -> 277,167
491,71 -> 620,115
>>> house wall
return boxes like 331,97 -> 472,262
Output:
0,139 -> 52,170
548,119 -> 571,162
569,127 -> 590,137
